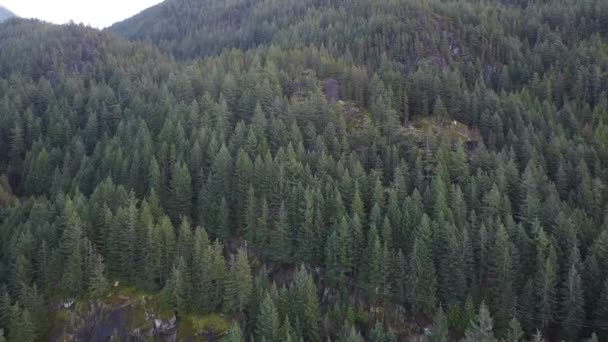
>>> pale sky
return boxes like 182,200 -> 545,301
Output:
1,0 -> 163,28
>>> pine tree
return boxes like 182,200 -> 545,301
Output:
534,229 -> 557,330
531,330 -> 544,342
156,216 -> 176,284
177,217 -> 193,265
593,278 -> 608,338
337,216 -> 353,283
63,239 -> 83,297
234,149 -> 253,231
192,227 -> 210,311
363,223 -> 384,303
487,223 -> 514,334
223,321 -> 244,342
406,237 -> 437,316
505,316 -> 524,342
343,323 -> 365,342
561,262 -> 585,341
208,240 -> 226,311
433,96 -> 448,122
430,306 -> 449,342
0,285 -> 10,329
370,321 -> 396,342
88,254 -> 109,298
169,160 -> 192,223
8,305 -> 36,342
464,302 -> 497,342
291,266 -> 320,342
245,187 -> 259,246
224,248 -> 253,313
120,196 -> 138,281
256,294 -> 281,342
586,333 -> 599,342
216,196 -> 230,240
162,257 -> 190,313
297,188 -> 317,264
270,202 -> 290,263
60,199 -> 84,295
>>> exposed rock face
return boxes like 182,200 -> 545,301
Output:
48,296 -> 178,341
324,79 -> 340,104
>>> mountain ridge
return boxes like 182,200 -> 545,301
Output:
0,4 -> 16,22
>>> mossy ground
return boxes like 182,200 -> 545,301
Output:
177,313 -> 231,340
47,284 -> 232,341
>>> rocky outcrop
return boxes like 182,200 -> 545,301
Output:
48,294 -> 179,341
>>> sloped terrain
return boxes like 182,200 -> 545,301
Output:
1,0 -> 608,341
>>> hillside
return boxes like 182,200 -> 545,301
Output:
1,0 -> 608,341
0,5 -> 15,22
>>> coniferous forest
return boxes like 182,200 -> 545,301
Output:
1,0 -> 608,340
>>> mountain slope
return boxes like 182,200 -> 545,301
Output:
0,5 -> 15,22
2,1 -> 608,342
110,0 -> 519,65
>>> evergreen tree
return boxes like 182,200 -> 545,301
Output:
61,203 -> 84,295
430,306 -> 449,342
208,240 -> 226,311
433,96 -> 448,121
223,321 -> 244,342
342,323 -> 365,342
593,278 -> 608,338
88,254 -> 109,298
487,223 -> 514,334
297,188 -> 317,264
256,294 -> 281,342
224,248 -> 253,314
505,316 -> 524,342
169,160 -> 192,223
534,229 -> 558,330
162,257 -> 190,313
192,227 -> 211,311
270,202 -> 290,263
0,286 -> 10,329
370,321 -> 396,342
8,305 -> 36,342
561,262 -> 585,341
464,302 -> 497,342
291,266 -> 320,342
406,237 -> 437,316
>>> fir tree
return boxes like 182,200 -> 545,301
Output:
505,316 -> 524,342
224,248 -> 253,313
464,302 -> 497,342
256,294 -> 281,342
223,321 -> 244,342
430,306 -> 449,342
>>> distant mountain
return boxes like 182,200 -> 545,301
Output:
109,0 -> 482,63
0,5 -> 15,22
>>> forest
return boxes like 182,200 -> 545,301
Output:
1,0 -> 608,340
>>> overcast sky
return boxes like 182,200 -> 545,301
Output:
1,0 -> 163,28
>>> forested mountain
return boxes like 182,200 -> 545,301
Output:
0,6 -> 15,22
2,0 -> 608,341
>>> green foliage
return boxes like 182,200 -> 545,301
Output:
224,248 -> 253,313
464,302 -> 497,342
223,321 -> 244,342
505,317 -> 524,342
1,0 -> 608,339
430,306 -> 449,342
256,294 -> 281,342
